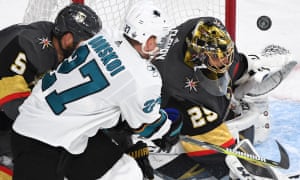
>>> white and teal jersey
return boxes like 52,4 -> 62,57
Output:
13,27 -> 169,154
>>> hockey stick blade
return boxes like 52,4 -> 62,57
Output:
275,140 -> 290,169
180,135 -> 290,169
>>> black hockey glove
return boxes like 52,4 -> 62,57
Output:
152,108 -> 183,152
126,141 -> 154,179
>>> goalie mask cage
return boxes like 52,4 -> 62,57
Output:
23,0 -> 236,40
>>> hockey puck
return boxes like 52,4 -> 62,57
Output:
257,16 -> 272,31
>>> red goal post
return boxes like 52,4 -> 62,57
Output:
23,0 -> 236,41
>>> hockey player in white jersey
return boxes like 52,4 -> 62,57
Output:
11,1 -> 182,180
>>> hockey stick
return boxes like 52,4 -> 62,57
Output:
180,135 -> 290,169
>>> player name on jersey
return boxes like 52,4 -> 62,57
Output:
88,35 -> 125,77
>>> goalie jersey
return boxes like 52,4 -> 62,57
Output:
153,17 -> 247,158
13,27 -> 171,154
0,22 -> 58,119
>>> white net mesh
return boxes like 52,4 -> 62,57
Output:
87,0 -> 225,29
23,0 -> 226,29
23,0 -> 72,23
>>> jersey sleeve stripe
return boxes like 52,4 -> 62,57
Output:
133,109 -> 168,138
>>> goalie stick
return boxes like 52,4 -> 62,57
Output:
180,135 -> 290,169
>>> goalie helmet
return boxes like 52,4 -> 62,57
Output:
53,3 -> 102,45
123,0 -> 170,47
185,17 -> 234,74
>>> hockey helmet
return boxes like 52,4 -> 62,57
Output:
123,0 -> 170,48
53,3 -> 102,45
185,17 -> 234,74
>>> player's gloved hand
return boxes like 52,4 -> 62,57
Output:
248,45 -> 296,82
152,108 -> 183,152
126,141 -> 154,179
234,45 -> 297,98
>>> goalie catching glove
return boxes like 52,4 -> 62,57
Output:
234,45 -> 297,99
152,108 -> 183,152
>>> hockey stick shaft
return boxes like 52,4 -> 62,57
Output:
180,135 -> 289,169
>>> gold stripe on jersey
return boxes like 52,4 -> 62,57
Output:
181,123 -> 235,156
0,165 -> 12,180
0,75 -> 31,106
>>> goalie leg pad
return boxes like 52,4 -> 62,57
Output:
226,139 -> 287,180
226,155 -> 256,180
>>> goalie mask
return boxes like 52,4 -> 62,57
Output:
123,0 -> 170,56
185,18 -> 234,74
185,18 -> 234,96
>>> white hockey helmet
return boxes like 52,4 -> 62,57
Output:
123,0 -> 170,48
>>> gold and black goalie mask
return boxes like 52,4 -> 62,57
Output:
184,18 -> 234,74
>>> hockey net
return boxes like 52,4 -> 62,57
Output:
23,0 -> 236,40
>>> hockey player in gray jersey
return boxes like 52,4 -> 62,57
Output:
11,0 -> 182,179
149,16 -> 297,179
0,3 -> 101,179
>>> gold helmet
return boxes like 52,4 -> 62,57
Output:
185,17 -> 234,74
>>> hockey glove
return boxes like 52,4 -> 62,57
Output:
234,45 -> 297,98
152,108 -> 183,152
126,141 -> 154,179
